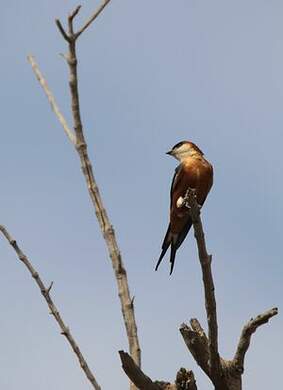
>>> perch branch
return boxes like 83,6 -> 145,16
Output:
29,4 -> 141,389
233,307 -> 278,373
183,188 -> 223,387
0,225 -> 101,390
182,188 -> 278,389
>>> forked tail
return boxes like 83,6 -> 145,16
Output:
155,219 -> 192,274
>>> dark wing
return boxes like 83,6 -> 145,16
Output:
170,164 -> 181,207
155,165 -> 192,274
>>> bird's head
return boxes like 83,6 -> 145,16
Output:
166,141 -> 204,161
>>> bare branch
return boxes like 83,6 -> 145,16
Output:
68,6 -> 82,37
62,5 -> 141,378
233,307 -> 278,372
75,0 -> 112,39
28,4 -> 141,388
180,320 -> 210,377
55,19 -> 70,42
70,5 -> 82,21
183,188 -> 222,387
119,351 -> 161,390
0,225 -> 101,390
182,189 -> 278,389
27,55 -> 76,145
119,352 -> 198,390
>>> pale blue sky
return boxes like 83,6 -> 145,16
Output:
0,1 -> 282,389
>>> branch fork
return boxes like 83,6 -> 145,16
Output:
179,187 -> 278,390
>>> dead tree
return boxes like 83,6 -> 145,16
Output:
119,189 -> 277,389
0,2 -> 277,390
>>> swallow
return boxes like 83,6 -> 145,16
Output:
155,141 -> 213,274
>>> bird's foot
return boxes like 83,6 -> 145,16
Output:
184,201 -> 201,210
182,189 -> 201,210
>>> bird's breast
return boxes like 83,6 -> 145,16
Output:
175,158 -> 213,206
169,156 -> 213,234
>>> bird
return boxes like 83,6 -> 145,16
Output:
155,141 -> 213,274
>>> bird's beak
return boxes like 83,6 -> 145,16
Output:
166,150 -> 174,156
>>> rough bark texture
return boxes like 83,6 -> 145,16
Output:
180,319 -> 210,377
0,225 -> 101,390
119,351 -> 198,390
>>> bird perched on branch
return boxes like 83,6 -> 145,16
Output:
155,141 -> 213,274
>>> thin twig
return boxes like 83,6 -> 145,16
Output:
55,19 -> 70,42
27,55 -> 75,145
70,5 -> 82,21
233,307 -> 278,373
0,225 -> 101,390
46,281 -> 54,294
184,188 -> 223,387
68,6 -> 80,37
75,0 -> 112,39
